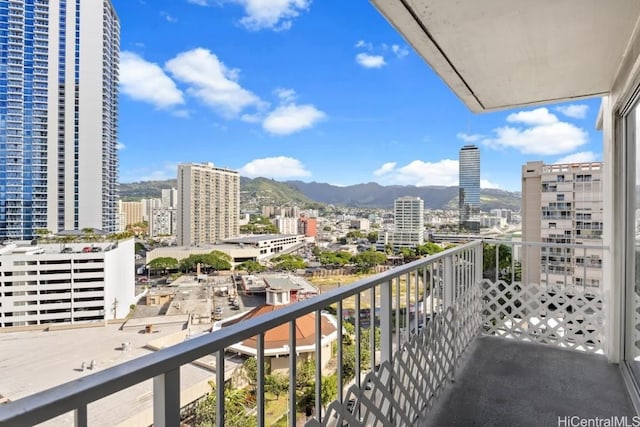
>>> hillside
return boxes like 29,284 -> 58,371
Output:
118,178 -> 521,211
287,181 -> 520,211
119,179 -> 177,200
240,177 -> 313,208
120,177 -> 313,207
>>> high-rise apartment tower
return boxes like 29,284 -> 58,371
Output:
0,0 -> 120,239
521,161 -> 603,288
390,196 -> 425,247
176,163 -> 240,246
459,145 -> 481,231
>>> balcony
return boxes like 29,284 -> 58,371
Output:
0,240 -> 632,426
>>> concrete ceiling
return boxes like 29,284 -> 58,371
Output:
371,0 -> 640,112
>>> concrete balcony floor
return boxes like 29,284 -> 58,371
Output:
422,335 -> 635,426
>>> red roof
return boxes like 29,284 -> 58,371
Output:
224,304 -> 336,350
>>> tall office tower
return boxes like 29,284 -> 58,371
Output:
177,163 -> 240,246
0,0 -> 120,239
393,196 -> 425,247
459,145 -> 481,231
521,161 -> 603,288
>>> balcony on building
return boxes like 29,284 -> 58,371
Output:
4,0 -> 640,426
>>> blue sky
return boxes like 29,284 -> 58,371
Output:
114,0 -> 603,192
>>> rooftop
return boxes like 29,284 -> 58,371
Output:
0,323 -> 213,426
223,304 -> 337,353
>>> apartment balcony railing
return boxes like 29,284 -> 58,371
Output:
0,240 -> 608,426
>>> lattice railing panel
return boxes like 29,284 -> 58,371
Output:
481,279 -> 604,353
308,283 -> 482,426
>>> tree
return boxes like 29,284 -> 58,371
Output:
272,254 -> 307,271
346,230 -> 363,239
195,383 -> 257,427
352,250 -> 387,273
147,257 -> 179,275
236,260 -> 265,273
416,242 -> 444,256
321,374 -> 338,409
399,247 -> 417,261
240,215 -> 278,234
34,229 -> 51,238
107,231 -> 134,240
483,244 -> 514,281
318,251 -> 352,268
367,231 -> 379,243
180,252 -> 232,273
265,372 -> 289,399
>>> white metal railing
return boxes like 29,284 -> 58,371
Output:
481,240 -> 606,354
0,239 -> 607,426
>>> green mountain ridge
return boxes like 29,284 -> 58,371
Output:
119,178 -> 521,211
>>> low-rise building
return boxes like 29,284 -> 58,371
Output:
0,239 -> 135,329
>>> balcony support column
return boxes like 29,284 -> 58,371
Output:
153,368 -> 180,427
380,280 -> 393,363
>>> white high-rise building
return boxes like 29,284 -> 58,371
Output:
377,196 -> 425,249
522,161 -> 603,288
0,0 -> 120,239
177,163 -> 240,246
274,216 -> 298,235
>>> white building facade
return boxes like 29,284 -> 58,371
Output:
522,161 -> 603,288
378,197 -> 425,249
0,238 -> 135,328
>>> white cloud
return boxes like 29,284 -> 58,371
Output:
373,162 -> 397,176
116,141 -> 126,150
554,151 -> 599,164
274,87 -> 296,103
239,156 -> 311,179
373,159 -> 505,188
354,40 -> 373,50
230,0 -> 311,31
375,159 -> 459,186
481,179 -> 502,189
160,11 -> 178,22
482,107 -> 588,155
119,51 -> 184,109
262,103 -> 326,135
172,109 -> 190,118
391,44 -> 409,58
355,53 -> 386,69
187,0 -> 208,5
165,48 -> 263,117
555,104 -> 589,119
457,132 -> 484,143
506,107 -> 558,126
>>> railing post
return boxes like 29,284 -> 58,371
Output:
216,351 -> 225,427
74,405 -> 87,427
476,242 -> 483,285
153,368 -> 180,427
380,280 -> 393,363
443,255 -> 454,309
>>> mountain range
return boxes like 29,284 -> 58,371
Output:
119,178 -> 521,211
